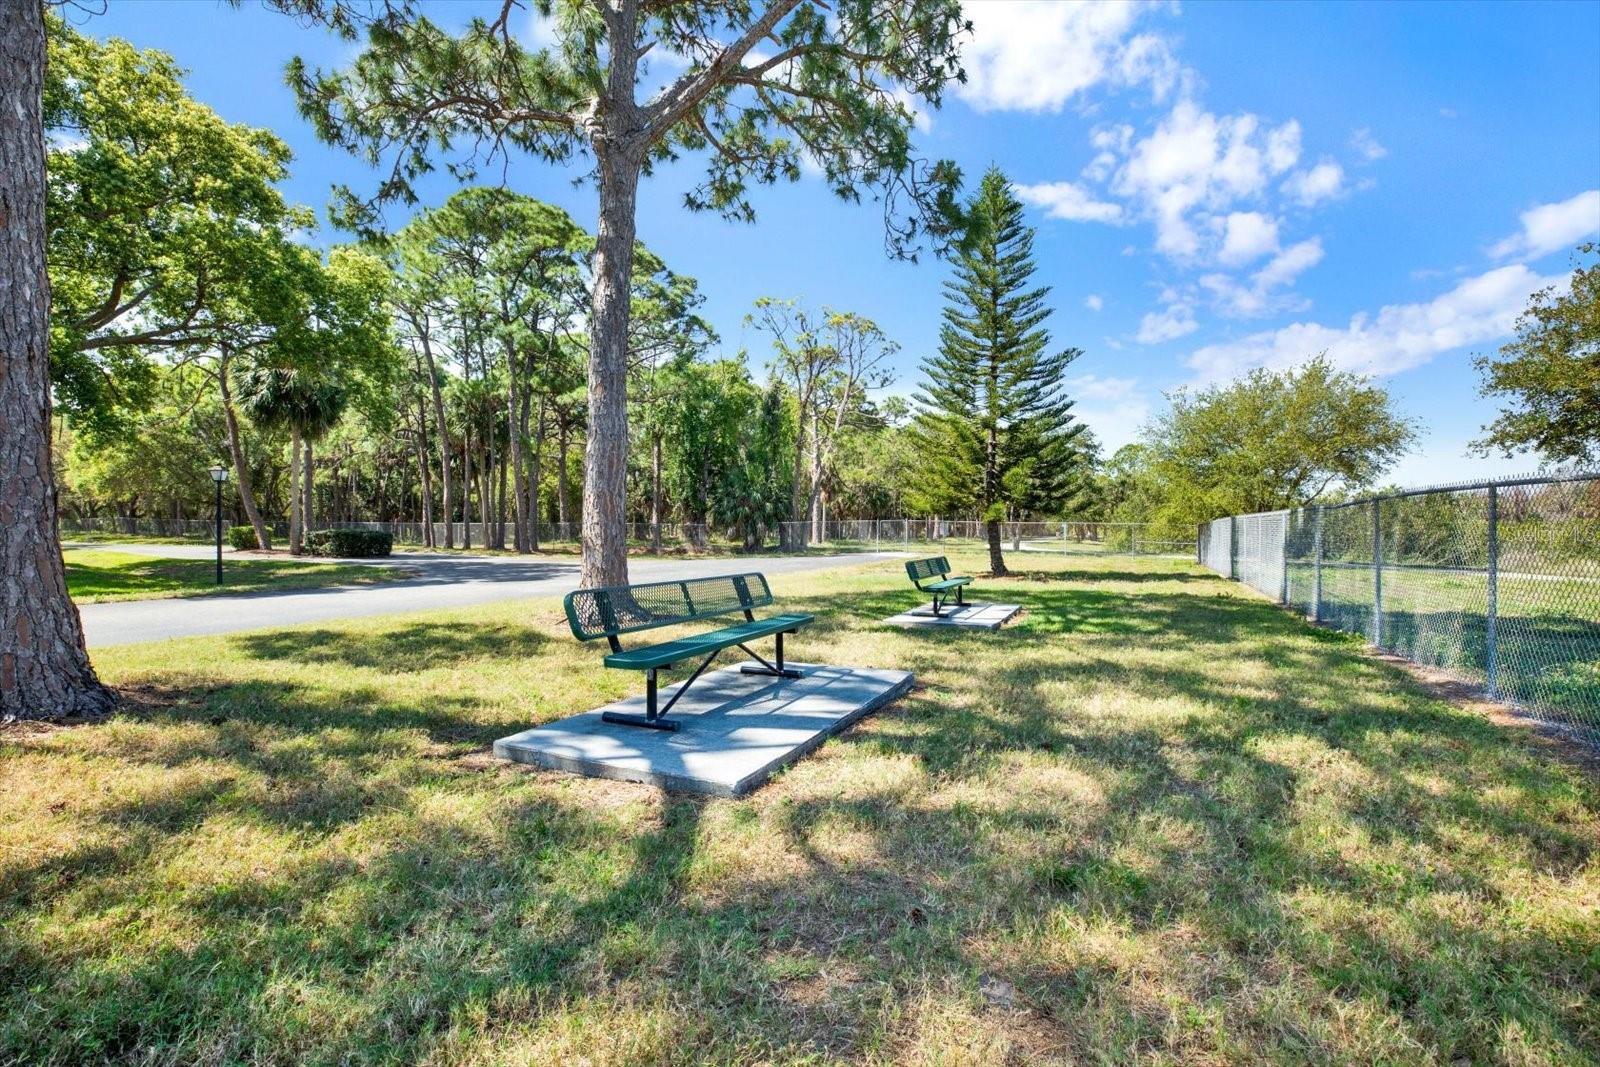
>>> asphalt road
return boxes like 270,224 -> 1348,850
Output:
73,547 -> 904,647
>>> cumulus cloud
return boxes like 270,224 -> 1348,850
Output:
1109,99 -> 1302,258
1014,181 -> 1126,223
957,1 -> 1181,112
1215,211 -> 1280,267
1489,189 -> 1600,261
1281,160 -> 1345,207
1136,299 -> 1199,344
1085,294 -> 1105,312
1185,263 -> 1565,383
1200,237 -> 1324,317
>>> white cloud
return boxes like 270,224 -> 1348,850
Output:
1215,211 -> 1280,267
1185,263 -> 1565,383
1085,294 -> 1105,312
1255,237 -> 1325,291
1015,181 -> 1126,224
1265,120 -> 1302,173
1281,160 -> 1345,207
957,1 -> 1180,112
1349,127 -> 1387,162
1136,299 -> 1199,344
1200,237 -> 1324,317
1063,374 -> 1150,452
1489,189 -> 1600,261
1109,99 -> 1302,259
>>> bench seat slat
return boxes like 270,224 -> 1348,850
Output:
603,613 -> 814,670
922,577 -> 972,591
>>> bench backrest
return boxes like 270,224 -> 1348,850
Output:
564,572 -> 775,642
905,556 -> 951,584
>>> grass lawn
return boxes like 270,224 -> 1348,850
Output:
63,548 -> 410,603
3,552 -> 1596,1064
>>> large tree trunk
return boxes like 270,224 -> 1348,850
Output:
0,1 -> 113,721
581,136 -> 642,587
218,354 -> 272,551
421,333 -> 452,548
289,429 -> 304,555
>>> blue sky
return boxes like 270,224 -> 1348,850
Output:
84,0 -> 1600,487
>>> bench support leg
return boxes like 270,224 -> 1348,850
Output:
739,632 -> 803,679
602,662 -> 705,732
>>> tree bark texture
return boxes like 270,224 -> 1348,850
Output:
580,16 -> 642,589
0,1 -> 113,720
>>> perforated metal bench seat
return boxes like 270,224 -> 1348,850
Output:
604,612 -> 814,670
904,556 -> 973,617
563,572 -> 812,730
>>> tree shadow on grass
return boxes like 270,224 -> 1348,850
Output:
235,620 -> 550,672
6,564 -> 1598,1063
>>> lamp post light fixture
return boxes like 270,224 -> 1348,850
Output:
208,464 -> 229,584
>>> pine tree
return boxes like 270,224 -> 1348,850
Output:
913,166 -> 1086,576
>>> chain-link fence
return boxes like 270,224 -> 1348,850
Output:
1198,472 -> 1600,739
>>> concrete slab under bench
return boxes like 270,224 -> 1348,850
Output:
884,602 -> 1021,631
493,662 -> 912,797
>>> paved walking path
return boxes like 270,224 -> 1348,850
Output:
74,547 -> 902,647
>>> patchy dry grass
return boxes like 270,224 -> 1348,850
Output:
63,548 -> 408,603
3,552 -> 1596,1064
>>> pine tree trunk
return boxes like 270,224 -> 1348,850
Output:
421,334 -> 452,548
414,399 -> 435,548
303,438 -> 315,540
289,428 -> 303,555
557,426 -> 571,530
507,350 -> 528,552
461,428 -> 472,549
985,518 -> 1007,576
219,354 -> 271,551
581,141 -> 641,588
0,1 -> 112,720
529,399 -> 545,551
650,432 -> 663,554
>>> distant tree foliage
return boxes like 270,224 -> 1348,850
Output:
1475,243 -> 1600,467
1135,354 -> 1416,539
912,167 -> 1088,575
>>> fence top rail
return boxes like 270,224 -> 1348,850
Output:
1201,469 -> 1600,524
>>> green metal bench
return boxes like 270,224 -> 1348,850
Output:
905,556 -> 973,617
563,572 -> 813,732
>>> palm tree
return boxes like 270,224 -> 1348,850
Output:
236,364 -> 347,553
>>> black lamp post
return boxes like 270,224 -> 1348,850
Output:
208,463 -> 229,584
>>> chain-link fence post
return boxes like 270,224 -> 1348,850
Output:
1311,505 -> 1323,623
1486,484 -> 1499,699
1280,511 -> 1292,604
1372,498 -> 1384,648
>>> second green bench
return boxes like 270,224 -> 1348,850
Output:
905,555 -> 973,617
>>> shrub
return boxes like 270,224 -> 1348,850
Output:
227,525 -> 265,551
306,528 -> 393,558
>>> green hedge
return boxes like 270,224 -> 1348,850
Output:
306,529 -> 393,558
227,525 -> 265,551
